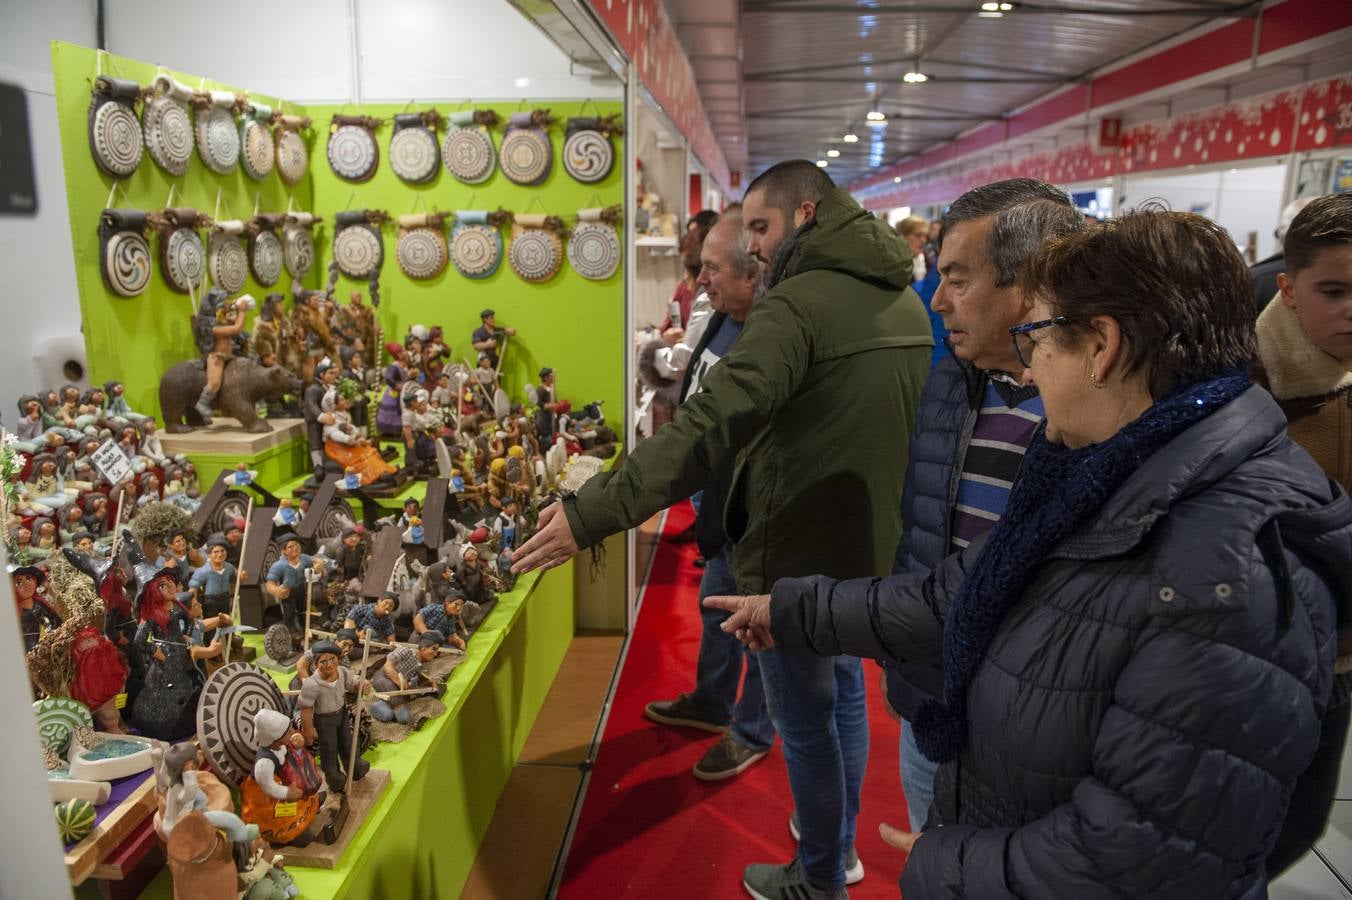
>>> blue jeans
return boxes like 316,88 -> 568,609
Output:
901,718 -> 937,831
759,650 -> 869,890
690,547 -> 776,751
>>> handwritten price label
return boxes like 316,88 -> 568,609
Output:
274,801 -> 299,817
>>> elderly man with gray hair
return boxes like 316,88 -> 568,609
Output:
642,212 -> 777,782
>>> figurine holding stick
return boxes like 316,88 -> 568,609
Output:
222,496 -> 255,665
344,632 -> 372,796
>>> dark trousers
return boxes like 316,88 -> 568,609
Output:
314,708 -> 369,792
279,597 -> 301,634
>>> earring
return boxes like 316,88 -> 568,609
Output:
1088,370 -> 1105,389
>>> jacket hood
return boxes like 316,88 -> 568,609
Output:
779,188 -> 913,290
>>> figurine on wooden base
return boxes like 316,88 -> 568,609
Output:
323,384 -> 396,486
304,360 -> 339,480
124,535 -> 201,741
240,708 -> 324,845
369,634 -> 441,725
159,353 -> 301,434
298,640 -> 372,793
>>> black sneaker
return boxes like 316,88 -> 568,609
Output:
693,734 -> 769,781
643,692 -> 728,733
742,857 -> 847,900
788,811 -> 864,885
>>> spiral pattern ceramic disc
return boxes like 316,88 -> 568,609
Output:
328,125 -> 378,182
276,130 -> 307,184
251,230 -> 283,286
196,662 -> 288,787
164,228 -> 205,293
144,95 -> 193,176
334,225 -> 382,278
390,127 -> 439,184
443,127 -> 495,184
451,225 -> 501,278
499,128 -> 551,185
240,119 -> 275,180
34,698 -> 94,755
91,100 -> 143,177
196,105 -> 239,174
509,229 -> 562,283
210,232 -> 248,294
568,222 -> 621,280
563,130 -> 613,184
284,226 -> 315,279
397,228 -> 448,279
104,231 -> 152,297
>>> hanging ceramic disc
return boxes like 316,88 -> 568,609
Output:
163,227 -> 206,294
276,130 -> 308,184
284,225 -> 315,279
240,119 -> 275,180
389,127 -> 439,184
196,105 -> 240,174
499,127 -> 551,185
195,662 -> 288,787
34,698 -> 94,755
90,99 -> 143,178
509,228 -> 562,283
251,230 -> 283,286
451,224 -> 502,279
563,130 -> 614,184
568,221 -> 621,280
143,94 -> 194,176
443,127 -> 495,184
334,224 -> 383,278
210,232 -> 248,294
103,231 -> 152,297
327,125 -> 378,182
397,228 -> 448,279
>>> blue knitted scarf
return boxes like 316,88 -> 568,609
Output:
912,370 -> 1252,764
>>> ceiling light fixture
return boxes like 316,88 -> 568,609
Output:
893,176 -> 902,183
978,1 -> 1014,13
902,71 -> 928,84
866,110 -> 886,122
843,133 -> 859,143
816,160 -> 829,168
827,149 -> 841,158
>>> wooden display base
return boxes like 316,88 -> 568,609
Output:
158,417 -> 305,457
64,771 -> 157,885
255,654 -> 298,675
281,769 -> 390,869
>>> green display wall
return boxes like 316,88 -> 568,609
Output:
51,41 -> 626,436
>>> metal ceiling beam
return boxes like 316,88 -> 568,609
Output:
749,111 -> 996,121
743,1 -> 1258,16
750,73 -> 1067,83
746,54 -> 1081,81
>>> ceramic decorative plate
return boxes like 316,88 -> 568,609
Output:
334,224 -> 382,278
509,228 -> 562,282
90,99 -> 143,178
34,698 -> 94,756
328,125 -> 378,182
240,118 -> 275,180
443,127 -> 495,184
390,127 -> 439,184
499,127 -> 551,185
163,227 -> 205,294
143,94 -> 193,176
568,221 -> 621,280
397,228 -> 448,279
251,230 -> 283,286
210,232 -> 248,294
563,130 -> 613,184
284,225 -> 315,279
451,224 -> 502,278
276,130 -> 307,184
103,231 -> 152,297
196,105 -> 239,174
196,662 -> 288,787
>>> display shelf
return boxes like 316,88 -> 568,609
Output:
635,236 -> 677,247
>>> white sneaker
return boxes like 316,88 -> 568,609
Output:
788,810 -> 864,885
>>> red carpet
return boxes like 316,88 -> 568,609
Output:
558,501 -> 910,899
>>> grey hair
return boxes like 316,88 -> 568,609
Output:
710,210 -> 762,279
985,199 -> 1088,289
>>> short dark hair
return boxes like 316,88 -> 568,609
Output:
1283,193 -> 1352,274
986,200 -> 1087,288
745,160 -> 835,220
942,178 -> 1071,248
1020,209 -> 1255,398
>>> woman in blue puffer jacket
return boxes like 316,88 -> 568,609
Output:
710,209 -> 1352,899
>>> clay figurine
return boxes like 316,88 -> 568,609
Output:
240,708 -> 323,844
343,593 -> 397,645
470,308 -> 514,369
297,639 -> 371,793
369,634 -> 441,724
265,534 -> 326,638
413,591 -> 467,651
192,291 -> 254,423
12,563 -> 61,652
322,384 -> 395,486
124,535 -> 201,741
305,359 -> 339,479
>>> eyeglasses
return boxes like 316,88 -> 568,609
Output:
1009,316 -> 1071,368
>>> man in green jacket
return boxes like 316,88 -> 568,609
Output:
514,160 -> 932,899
